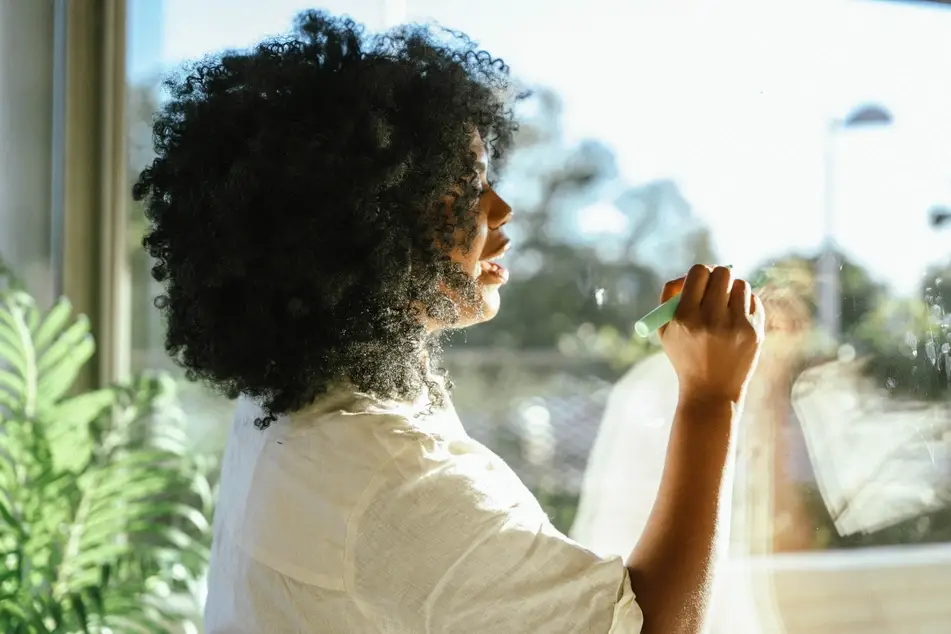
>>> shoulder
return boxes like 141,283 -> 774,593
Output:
219,391 -> 447,584
342,420 -> 643,634
345,422 -> 551,565
233,388 -> 481,522
262,387 -> 446,463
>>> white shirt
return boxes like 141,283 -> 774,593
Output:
205,388 -> 644,633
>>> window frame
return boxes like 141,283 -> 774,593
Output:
57,0 -> 131,391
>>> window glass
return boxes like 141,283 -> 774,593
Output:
126,1 -> 951,630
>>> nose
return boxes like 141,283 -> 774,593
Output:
486,189 -> 512,230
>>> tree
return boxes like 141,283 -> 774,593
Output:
127,81 -> 164,359
921,259 -> 951,316
855,298 -> 951,401
456,88 -> 715,350
747,250 -> 885,339
851,256 -> 951,402
746,251 -> 949,401
127,81 -> 160,185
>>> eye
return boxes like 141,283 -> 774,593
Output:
467,175 -> 484,196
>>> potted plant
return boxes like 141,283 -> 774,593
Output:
0,259 -> 215,633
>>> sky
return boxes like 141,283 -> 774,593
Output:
127,0 -> 951,295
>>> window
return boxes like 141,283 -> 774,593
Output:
0,1 -> 57,306
123,1 -> 951,631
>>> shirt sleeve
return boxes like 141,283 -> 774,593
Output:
345,433 -> 644,634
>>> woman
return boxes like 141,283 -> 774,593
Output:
135,11 -> 764,634
572,284 -> 814,632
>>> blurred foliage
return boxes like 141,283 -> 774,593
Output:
747,252 -> 951,402
534,490 -> 580,535
127,83 -> 166,360
922,258 -> 951,316
0,258 -> 214,633
557,322 -> 657,374
855,298 -> 951,401
748,250 -> 886,338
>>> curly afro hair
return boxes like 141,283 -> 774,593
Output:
134,11 -> 521,426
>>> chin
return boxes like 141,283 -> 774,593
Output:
478,287 -> 501,322
456,285 -> 501,327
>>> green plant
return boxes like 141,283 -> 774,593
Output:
855,298 -> 951,401
557,322 -> 656,374
533,489 -> 580,535
0,278 -> 215,631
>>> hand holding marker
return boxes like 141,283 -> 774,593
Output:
634,265 -> 735,338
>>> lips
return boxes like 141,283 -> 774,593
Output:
478,237 -> 511,284
480,259 -> 509,283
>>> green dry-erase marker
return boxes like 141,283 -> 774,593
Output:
634,265 -> 733,338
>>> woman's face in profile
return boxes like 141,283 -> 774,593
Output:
444,132 -> 513,327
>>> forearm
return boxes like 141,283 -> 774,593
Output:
625,395 -> 738,634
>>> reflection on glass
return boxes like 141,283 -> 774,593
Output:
124,1 -> 951,632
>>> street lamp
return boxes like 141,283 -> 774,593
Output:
818,104 -> 893,343
930,205 -> 951,229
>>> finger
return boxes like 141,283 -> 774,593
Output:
729,278 -> 752,320
702,266 -> 733,316
679,264 -> 712,311
660,277 -> 685,304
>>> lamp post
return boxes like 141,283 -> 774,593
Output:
818,104 -> 893,343
930,205 -> 951,229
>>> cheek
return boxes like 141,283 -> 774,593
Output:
451,223 -> 488,276
469,225 -> 490,273
471,222 -> 489,251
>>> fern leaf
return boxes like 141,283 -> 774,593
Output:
37,335 -> 95,408
45,390 -> 116,473
32,299 -> 74,353
0,292 -> 39,416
